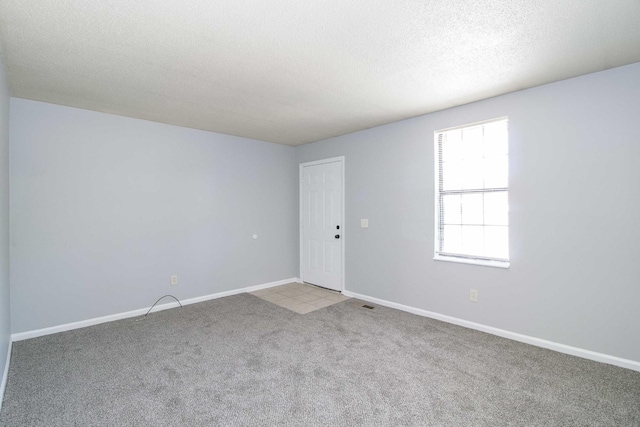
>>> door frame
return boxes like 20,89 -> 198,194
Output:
299,156 -> 345,292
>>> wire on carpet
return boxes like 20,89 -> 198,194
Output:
134,295 -> 183,322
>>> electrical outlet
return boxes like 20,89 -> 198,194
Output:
469,289 -> 478,302
361,219 -> 369,228
170,275 -> 178,286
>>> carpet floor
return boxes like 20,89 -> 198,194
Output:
1,293 -> 639,426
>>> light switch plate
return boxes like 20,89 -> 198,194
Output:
361,219 -> 369,228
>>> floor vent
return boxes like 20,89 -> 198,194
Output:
362,305 -> 375,310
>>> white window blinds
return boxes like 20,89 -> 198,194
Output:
435,118 -> 509,265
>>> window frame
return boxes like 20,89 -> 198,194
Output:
433,117 -> 510,269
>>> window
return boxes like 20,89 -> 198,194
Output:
434,117 -> 509,268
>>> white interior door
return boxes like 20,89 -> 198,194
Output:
300,158 -> 344,291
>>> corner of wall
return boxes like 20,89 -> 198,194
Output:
0,48 -> 13,409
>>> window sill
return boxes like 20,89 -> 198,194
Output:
433,254 -> 510,269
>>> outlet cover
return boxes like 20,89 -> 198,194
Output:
469,289 -> 478,302
170,275 -> 178,286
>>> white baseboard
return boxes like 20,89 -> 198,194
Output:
342,290 -> 640,372
0,340 -> 12,411
11,277 -> 299,342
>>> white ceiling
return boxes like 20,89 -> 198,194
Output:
0,1 -> 639,146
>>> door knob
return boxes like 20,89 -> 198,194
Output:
335,235 -> 340,239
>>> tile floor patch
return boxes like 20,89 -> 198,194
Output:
249,283 -> 350,314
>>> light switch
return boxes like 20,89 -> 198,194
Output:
360,219 -> 369,228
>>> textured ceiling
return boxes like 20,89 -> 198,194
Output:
0,1 -> 639,146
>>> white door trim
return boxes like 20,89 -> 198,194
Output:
299,156 -> 345,292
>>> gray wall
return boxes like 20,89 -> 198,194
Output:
7,62 -> 640,363
0,56 -> 10,372
10,99 -> 298,333
296,63 -> 640,362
